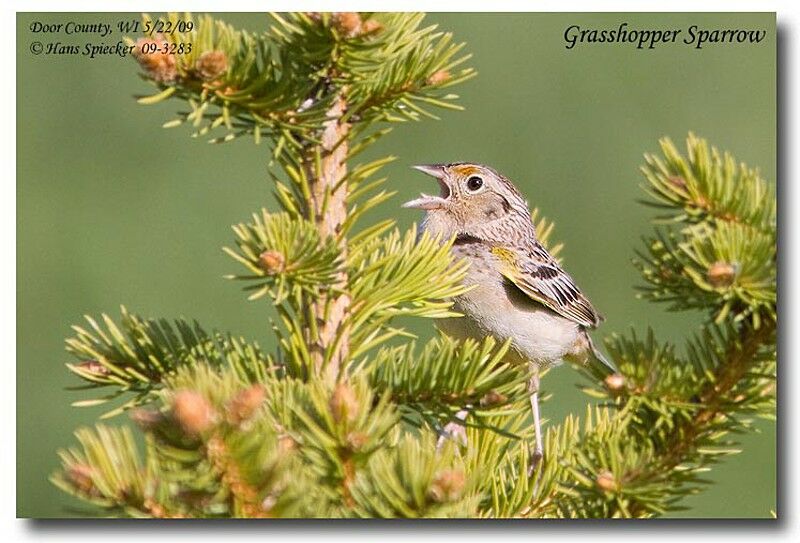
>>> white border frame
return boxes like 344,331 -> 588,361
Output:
4,2 -> 795,541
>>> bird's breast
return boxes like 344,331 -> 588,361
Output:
443,244 -> 582,365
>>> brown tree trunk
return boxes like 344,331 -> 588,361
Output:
305,95 -> 350,382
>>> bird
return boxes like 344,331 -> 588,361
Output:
403,162 -> 614,473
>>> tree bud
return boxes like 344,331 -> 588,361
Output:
707,261 -> 737,288
332,12 -> 362,38
667,175 -> 687,189
172,390 -> 216,435
428,469 -> 466,503
604,373 -> 626,393
330,383 -> 359,424
195,50 -> 228,81
596,470 -> 617,492
226,384 -> 266,425
427,70 -> 451,86
76,360 -> 109,376
479,390 -> 507,407
259,250 -> 285,275
345,431 -> 368,451
362,19 -> 383,35
133,37 -> 177,83
68,464 -> 97,495
278,434 -> 297,454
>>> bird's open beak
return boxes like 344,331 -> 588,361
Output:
402,164 -> 450,210
411,164 -> 447,178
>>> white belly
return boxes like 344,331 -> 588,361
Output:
438,247 -> 582,367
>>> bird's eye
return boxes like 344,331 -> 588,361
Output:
466,176 -> 484,192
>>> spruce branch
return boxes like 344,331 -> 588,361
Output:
55,366 -> 322,518
347,434 -> 479,518
524,134 -> 777,518
364,336 -> 528,430
636,134 -> 776,327
51,425 -> 152,517
130,12 -> 475,383
224,210 -> 342,304
64,307 -> 273,417
640,132 -> 775,232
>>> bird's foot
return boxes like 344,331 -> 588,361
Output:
527,447 -> 543,478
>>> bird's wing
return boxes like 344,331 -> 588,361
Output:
491,244 -> 602,329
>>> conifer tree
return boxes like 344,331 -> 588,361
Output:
52,13 -> 776,518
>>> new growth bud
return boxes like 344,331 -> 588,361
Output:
604,373 -> 626,394
667,175 -> 687,189
133,37 -> 177,83
707,261 -> 737,288
330,383 -> 359,424
259,250 -> 286,275
427,70 -> 451,86
428,469 -> 466,503
195,50 -> 228,81
596,470 -> 617,492
67,464 -> 97,496
278,434 -> 297,454
76,360 -> 110,377
332,12 -> 362,38
362,19 -> 383,35
172,390 -> 216,435
479,390 -> 507,407
345,431 -> 368,451
226,384 -> 266,425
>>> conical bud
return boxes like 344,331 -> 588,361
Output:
707,261 -> 737,288
172,390 -> 216,435
133,37 -> 177,83
195,50 -> 228,81
226,384 -> 266,425
258,250 -> 285,275
67,464 -> 97,495
667,175 -> 687,189
362,19 -> 383,35
479,390 -> 507,407
596,470 -> 617,492
278,434 -> 297,454
76,360 -> 110,377
330,383 -> 359,424
428,469 -> 466,503
427,70 -> 451,86
345,431 -> 368,452
332,12 -> 362,38
604,373 -> 626,394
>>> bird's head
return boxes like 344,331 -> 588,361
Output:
403,162 -> 531,239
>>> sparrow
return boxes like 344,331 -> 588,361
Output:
403,162 -> 613,471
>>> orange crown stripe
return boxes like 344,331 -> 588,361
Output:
452,165 -> 481,176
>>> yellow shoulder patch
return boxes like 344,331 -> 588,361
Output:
490,247 -> 518,269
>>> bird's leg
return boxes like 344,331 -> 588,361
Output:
527,369 -> 544,478
436,408 -> 469,451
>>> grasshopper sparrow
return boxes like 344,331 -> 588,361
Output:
404,162 -> 614,471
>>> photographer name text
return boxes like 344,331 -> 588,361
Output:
27,18 -> 194,59
564,23 -> 767,50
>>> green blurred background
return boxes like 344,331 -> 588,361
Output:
17,12 -> 776,518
